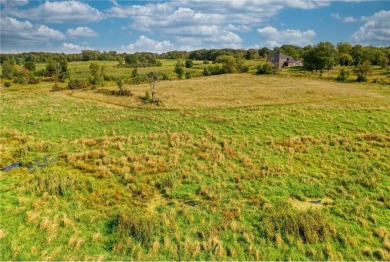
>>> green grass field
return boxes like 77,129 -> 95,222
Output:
0,61 -> 389,260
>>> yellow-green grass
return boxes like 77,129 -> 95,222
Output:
0,73 -> 389,260
66,73 -> 390,109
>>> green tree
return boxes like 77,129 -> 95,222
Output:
245,49 -> 260,60
174,61 -> 185,79
24,61 -> 36,72
185,59 -> 193,68
216,55 -> 237,73
89,62 -> 105,86
303,42 -> 336,72
339,53 -> 353,66
381,57 -> 389,71
337,42 -> 352,55
1,60 -> 16,79
354,60 -> 372,82
351,45 -> 364,66
336,68 -> 350,82
146,71 -> 159,102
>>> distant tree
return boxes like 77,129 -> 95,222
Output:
303,42 -> 336,72
245,49 -> 260,60
45,60 -> 60,77
185,59 -> 193,68
174,61 -> 185,79
339,53 -> 353,66
354,60 -> 372,82
89,62 -> 105,86
1,60 -> 16,79
381,57 -> 389,71
275,45 -> 303,60
216,55 -> 237,73
131,68 -> 138,78
337,42 -> 352,55
117,56 -> 125,66
24,61 -> 36,72
351,45 -> 364,66
259,47 -> 271,59
146,71 -> 159,103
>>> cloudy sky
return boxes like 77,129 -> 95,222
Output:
0,0 -> 389,53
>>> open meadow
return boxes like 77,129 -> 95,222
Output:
1,61 -> 390,260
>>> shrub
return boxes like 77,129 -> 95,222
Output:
161,73 -> 170,80
185,71 -> 192,79
257,63 -> 279,74
4,82 -> 11,88
115,88 -> 132,96
336,68 -> 350,82
203,65 -> 225,76
68,79 -> 90,89
143,90 -> 151,102
129,74 -> 147,85
354,60 -> 372,82
174,61 -> 185,79
51,83 -> 64,91
185,59 -> 193,68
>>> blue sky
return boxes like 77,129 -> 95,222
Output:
0,0 -> 389,53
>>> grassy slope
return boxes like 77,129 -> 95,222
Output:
0,71 -> 389,260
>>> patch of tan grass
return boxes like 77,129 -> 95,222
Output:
64,74 -> 386,109
289,197 -> 334,211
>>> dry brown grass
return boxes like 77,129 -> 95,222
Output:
63,74 -> 387,109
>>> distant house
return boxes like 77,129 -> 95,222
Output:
268,52 -> 302,68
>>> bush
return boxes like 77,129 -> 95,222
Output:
185,59 -> 193,68
68,79 -> 90,89
185,71 -> 192,79
161,73 -> 170,80
354,60 -> 372,82
336,68 -> 350,82
4,82 -> 11,88
203,65 -> 225,76
51,83 -> 65,91
257,63 -> 279,74
129,74 -> 147,85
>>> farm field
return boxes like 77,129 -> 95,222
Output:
1,66 -> 390,260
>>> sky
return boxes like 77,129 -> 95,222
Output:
0,0 -> 389,53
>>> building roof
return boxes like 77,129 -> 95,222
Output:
269,52 -> 296,63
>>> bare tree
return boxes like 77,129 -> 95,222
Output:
146,71 -> 159,103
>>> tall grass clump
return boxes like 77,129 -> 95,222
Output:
30,167 -> 79,196
113,207 -> 159,246
260,202 -> 336,244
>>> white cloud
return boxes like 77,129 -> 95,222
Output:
331,12 -> 363,23
63,42 -> 92,52
257,26 -> 316,47
122,36 -> 174,53
14,1 -> 104,23
351,10 -> 390,45
225,24 -> 251,32
67,27 -> 98,37
0,17 -> 65,48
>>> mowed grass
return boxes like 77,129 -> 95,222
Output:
0,72 -> 389,260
